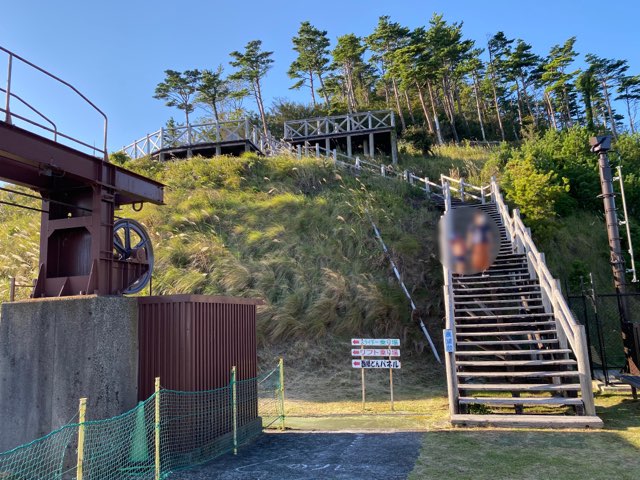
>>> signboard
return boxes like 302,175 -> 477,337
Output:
351,348 -> 400,357
352,359 -> 401,369
351,338 -> 400,347
443,329 -> 455,353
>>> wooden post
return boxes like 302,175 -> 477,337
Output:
315,143 -> 320,158
369,132 -> 375,158
231,366 -> 238,454
76,398 -> 87,480
278,358 -> 285,430
325,138 -> 330,156
296,144 -> 301,159
361,355 -> 366,411
154,377 -> 161,480
347,135 -> 352,158
9,277 -> 15,302
575,324 -> 596,416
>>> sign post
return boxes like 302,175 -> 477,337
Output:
351,339 -> 401,412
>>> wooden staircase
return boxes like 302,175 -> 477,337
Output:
441,181 -> 603,428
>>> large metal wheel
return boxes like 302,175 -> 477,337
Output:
113,218 -> 154,294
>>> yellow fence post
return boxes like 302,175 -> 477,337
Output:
76,397 -> 87,480
155,377 -> 161,480
231,366 -> 238,455
278,358 -> 285,430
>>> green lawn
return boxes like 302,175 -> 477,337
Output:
281,389 -> 640,479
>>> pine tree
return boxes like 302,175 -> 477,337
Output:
586,54 -> 629,137
505,40 -> 541,127
197,65 -> 231,123
617,75 -> 640,134
288,21 -> 332,107
229,40 -> 274,138
154,69 -> 201,127
332,34 -> 367,113
366,16 -> 410,130
576,68 -> 597,131
487,32 -> 513,140
541,38 -> 580,129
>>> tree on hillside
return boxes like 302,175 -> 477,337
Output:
197,65 -> 231,123
617,75 -> 640,134
487,32 -> 513,140
425,14 -> 474,142
332,34 -> 367,113
576,68 -> 598,131
288,21 -> 332,107
505,39 -> 541,127
366,15 -> 410,130
540,37 -> 580,130
462,48 -> 488,141
154,69 -> 201,127
229,40 -> 274,138
586,54 -> 629,138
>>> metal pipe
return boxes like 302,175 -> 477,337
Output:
615,166 -> 637,282
5,53 -> 12,123
0,87 -> 58,139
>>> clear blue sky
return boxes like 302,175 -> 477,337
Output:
2,0 -> 639,151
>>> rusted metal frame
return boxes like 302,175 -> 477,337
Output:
1,46 -> 108,160
0,123 -> 164,204
0,185 -> 93,212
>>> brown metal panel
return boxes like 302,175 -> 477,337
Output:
137,295 -> 259,401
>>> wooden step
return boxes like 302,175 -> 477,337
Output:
450,414 -> 603,429
458,396 -> 583,406
457,338 -> 559,346
456,321 -> 556,329
458,383 -> 581,392
455,305 -> 545,312
453,285 -> 541,292
454,290 -> 541,297
455,348 -> 571,356
454,297 -> 543,304
456,329 -> 557,337
457,359 -> 577,367
455,313 -> 552,320
458,371 -> 579,378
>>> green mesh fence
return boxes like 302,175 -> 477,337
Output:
0,364 -> 285,479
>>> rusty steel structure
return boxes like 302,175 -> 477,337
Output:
590,135 -> 640,375
137,295 -> 261,400
0,46 -> 164,297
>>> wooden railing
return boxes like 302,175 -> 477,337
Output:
489,178 -> 596,416
283,110 -> 395,140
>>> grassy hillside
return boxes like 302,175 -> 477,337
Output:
0,153 -> 444,356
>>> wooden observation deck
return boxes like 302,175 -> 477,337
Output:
121,119 -> 290,160
283,110 -> 398,163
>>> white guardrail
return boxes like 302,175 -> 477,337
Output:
488,178 -> 596,416
121,119 -> 293,160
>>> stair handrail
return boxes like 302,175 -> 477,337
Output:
441,181 -> 460,415
490,178 -> 596,415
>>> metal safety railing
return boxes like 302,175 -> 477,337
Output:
0,46 -> 109,161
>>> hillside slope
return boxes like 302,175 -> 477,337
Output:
0,154 -> 444,360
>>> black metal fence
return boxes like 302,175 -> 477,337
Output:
567,280 -> 640,385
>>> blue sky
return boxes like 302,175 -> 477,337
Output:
2,0 -> 639,151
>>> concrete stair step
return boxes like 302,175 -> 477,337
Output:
450,414 -> 603,428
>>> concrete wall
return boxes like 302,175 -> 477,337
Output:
0,295 -> 138,451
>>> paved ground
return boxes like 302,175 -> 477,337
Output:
173,431 -> 424,480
